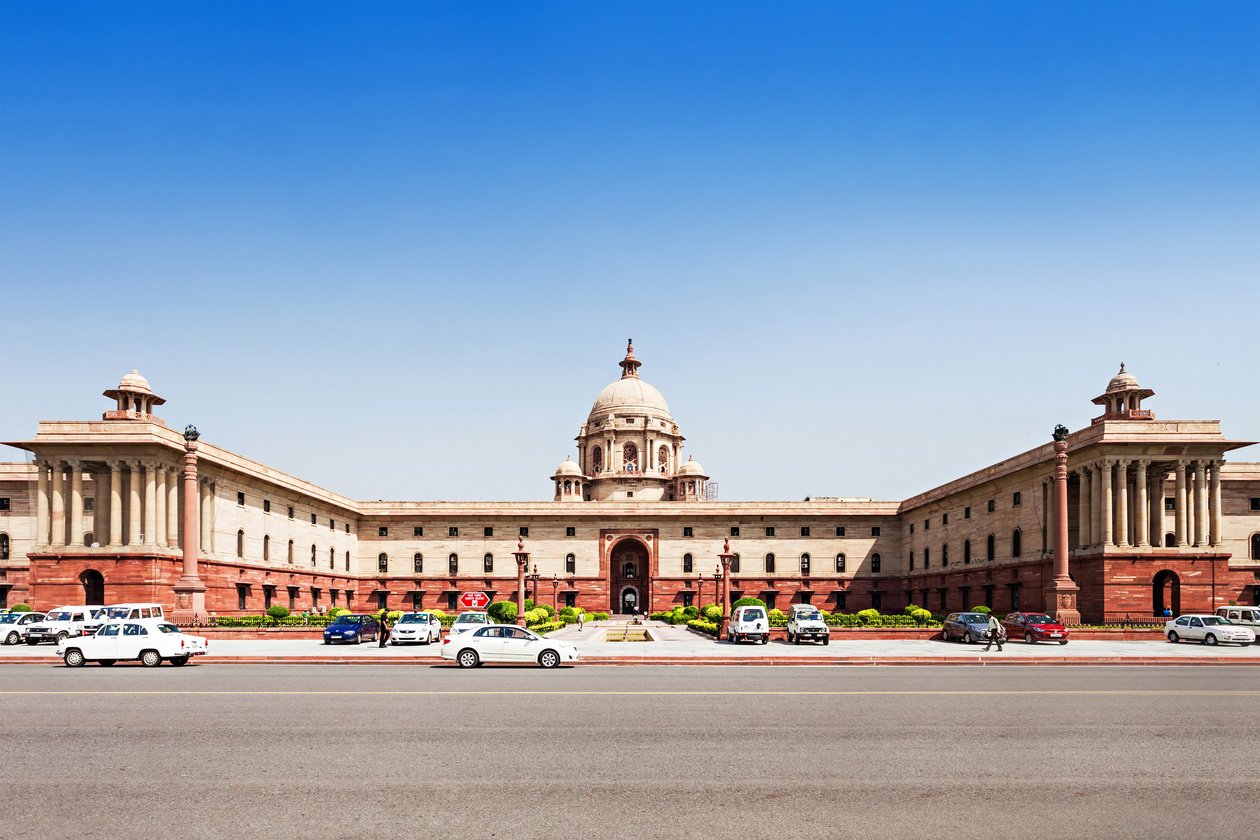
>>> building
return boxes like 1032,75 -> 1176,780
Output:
1,346 -> 1258,622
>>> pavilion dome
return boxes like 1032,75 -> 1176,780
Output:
553,457 -> 584,477
118,370 -> 153,395
1106,363 -> 1140,392
676,456 -> 706,476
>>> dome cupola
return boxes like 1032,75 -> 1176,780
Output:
1091,363 -> 1155,423
102,369 -> 167,424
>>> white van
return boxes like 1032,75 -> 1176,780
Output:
727,605 -> 770,645
23,606 -> 103,645
1216,606 -> 1260,641
101,603 -> 166,622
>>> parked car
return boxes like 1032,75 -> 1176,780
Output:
390,611 -> 443,645
100,603 -> 165,622
0,612 -> 46,645
1003,612 -> 1070,645
943,612 -> 1005,644
727,605 -> 770,644
1165,614 -> 1255,646
23,606 -> 103,645
786,604 -> 829,645
441,623 -> 577,668
322,614 -> 380,644
57,619 -> 208,667
1216,606 -> 1260,640
449,611 -> 490,636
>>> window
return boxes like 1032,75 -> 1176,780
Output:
964,506 -> 971,519
289,588 -> 297,610
413,553 -> 423,573
346,524 -> 350,534
730,554 -> 740,573
379,527 -> 388,537
623,562 -> 636,578
377,592 -> 388,610
871,527 -> 880,537
345,551 -> 350,571
449,527 -> 458,537
1165,533 -> 1175,548
800,526 -> 810,537
288,506 -> 294,519
924,547 -> 931,566
835,592 -> 847,611
909,551 -> 914,571
448,554 -> 458,574
910,524 -> 914,534
764,553 -> 779,574
483,553 -> 494,573
1251,498 -> 1260,511
484,527 -> 493,537
330,547 -> 335,569
987,499 -> 995,513
264,587 -> 273,610
311,589 -> 321,610
263,500 -> 271,514
237,492 -> 245,507
835,526 -> 845,537
311,514 -> 317,525
765,527 -> 775,537
987,534 -> 995,562
683,553 -> 693,573
924,519 -> 930,531
730,526 -> 740,537
564,592 -> 576,609
682,592 -> 694,608
263,535 -> 270,562
329,519 -> 335,530
941,543 -> 948,565
566,526 -> 576,537
871,592 -> 882,611
871,553 -> 881,574
799,553 -> 810,575
0,497 -> 9,512
626,492 -> 633,498
1013,492 -> 1022,507
287,540 -> 294,564
942,513 -> 949,525
1012,529 -> 1022,558
414,526 -> 423,537
236,530 -> 244,558
566,553 -> 576,574
683,527 -> 693,537
446,592 -> 458,610
963,539 -> 971,565
310,545 -> 316,566
1163,497 -> 1174,512
1252,534 -> 1260,561
0,533 -> 8,560
836,553 -> 845,573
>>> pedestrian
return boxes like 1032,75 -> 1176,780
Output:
1163,606 -> 1172,619
577,611 -> 584,632
982,614 -> 1004,652
378,611 -> 389,648
301,610 -> 308,625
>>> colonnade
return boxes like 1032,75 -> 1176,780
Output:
32,458 -> 218,553
1073,458 -> 1222,550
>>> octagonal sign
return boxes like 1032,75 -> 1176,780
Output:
458,591 -> 490,610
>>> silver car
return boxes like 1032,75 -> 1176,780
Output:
1165,614 -> 1255,647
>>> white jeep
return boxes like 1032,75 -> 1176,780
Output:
727,605 -> 770,645
786,604 -> 830,645
23,606 -> 102,645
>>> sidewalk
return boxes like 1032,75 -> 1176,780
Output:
3,621 -> 1258,665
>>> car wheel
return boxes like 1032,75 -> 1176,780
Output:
539,649 -> 561,669
1058,640 -> 1068,645
26,639 -> 39,646
1025,632 -> 1035,645
140,650 -> 162,667
98,659 -> 116,666
323,639 -> 331,645
794,634 -> 801,645
64,648 -> 85,667
823,636 -> 829,646
1168,631 -> 1179,643
457,649 -> 479,668
4,631 -> 19,645
56,631 -> 69,644
1204,634 -> 1218,646
170,656 -> 189,666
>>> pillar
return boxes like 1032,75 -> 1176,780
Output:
1149,472 -> 1164,547
173,436 -> 207,624
92,469 -> 107,545
1090,465 -> 1102,547
200,479 -> 214,554
142,461 -> 157,545
50,461 -> 65,546
1076,467 -> 1091,549
1100,459 -> 1113,547
1194,460 -> 1208,547
155,465 -> 167,547
69,460 -> 84,546
125,461 -> 140,545
1046,479 -> 1056,555
1044,438 -> 1080,625
35,461 -> 49,546
1134,460 -> 1149,548
718,538 -> 735,639
1115,459 -> 1129,547
1174,461 -> 1188,547
514,537 -> 529,626
167,466 -> 180,547
109,462 -> 123,547
1209,461 -> 1222,546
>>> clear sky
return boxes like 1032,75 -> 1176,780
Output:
2,1 -> 1257,503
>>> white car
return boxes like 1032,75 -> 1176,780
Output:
786,604 -> 830,645
727,605 -> 770,645
440,623 -> 577,668
448,611 -> 490,636
1216,606 -> 1260,638
1166,614 -> 1256,647
390,612 -> 443,645
57,619 -> 208,667
23,606 -> 103,645
1,612 -> 47,645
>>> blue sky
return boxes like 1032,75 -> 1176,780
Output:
2,2 -> 1257,502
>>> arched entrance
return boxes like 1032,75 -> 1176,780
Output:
80,569 -> 104,606
1153,570 -> 1180,618
608,537 -> 650,615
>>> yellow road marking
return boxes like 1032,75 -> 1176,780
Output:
0,690 -> 1256,696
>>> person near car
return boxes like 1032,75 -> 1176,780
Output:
1163,606 -> 1172,619
982,615 -> 1004,651
577,611 -> 584,632
378,612 -> 389,648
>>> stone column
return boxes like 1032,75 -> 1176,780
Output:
1115,459 -> 1130,547
1044,438 -> 1080,625
1100,459 -> 1114,547
109,461 -> 123,548
1174,461 -> 1188,547
35,461 -> 49,546
1134,460 -> 1149,548
1209,461 -> 1223,546
1149,472 -> 1164,547
1076,467 -> 1091,549
92,469 -> 107,545
1090,465 -> 1103,547
142,461 -> 157,545
199,479 -> 215,554
1046,478 -> 1056,555
155,466 -> 167,546
50,461 -> 65,546
173,435 -> 207,624
167,467 -> 180,547
1194,460 -> 1208,547
69,460 -> 84,546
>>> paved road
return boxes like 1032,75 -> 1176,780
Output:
3,665 -> 1257,839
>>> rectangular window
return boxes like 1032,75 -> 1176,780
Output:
909,551 -> 914,570
871,592 -> 882,610
682,592 -> 694,608
289,588 -> 297,610
238,586 -> 247,611
987,499 -> 995,513
263,500 -> 271,514
311,514 -> 317,525
924,519 -> 930,531
942,513 -> 948,525
964,506 -> 971,519
330,519 -> 335,530
1251,498 -> 1260,511
910,523 -> 914,534
871,527 -> 880,537
835,526 -> 845,537
449,527 -> 458,537
483,526 -> 493,537
564,592 -> 576,609
379,527 -> 388,537
345,524 -> 350,534
566,527 -> 576,537
800,526 -> 810,537
0,497 -> 9,511
683,527 -> 693,537
566,554 -> 576,574
288,506 -> 294,519
377,592 -> 388,610
237,492 -> 245,507
730,527 -> 740,537
1165,497 -> 1176,512
800,555 -> 810,575
84,498 -> 94,512
835,592 -> 847,612
414,526 -> 424,537
765,527 -> 775,537
1013,491 -> 1022,507
447,592 -> 458,610
519,526 -> 529,537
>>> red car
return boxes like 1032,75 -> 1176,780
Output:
1003,612 -> 1070,645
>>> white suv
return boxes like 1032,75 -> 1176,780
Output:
727,605 -> 770,645
1216,606 -> 1260,640
23,606 -> 102,645
786,604 -> 830,645
1,612 -> 47,645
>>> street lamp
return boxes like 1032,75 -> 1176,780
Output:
551,574 -> 559,618
717,538 -> 735,641
527,564 -> 541,607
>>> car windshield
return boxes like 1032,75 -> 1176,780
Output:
742,609 -> 765,620
331,616 -> 361,626
0,615 -> 18,624
961,614 -> 989,624
104,607 -> 133,619
156,623 -> 180,634
1202,616 -> 1231,626
798,611 -> 822,621
1024,615 -> 1055,624
46,611 -> 71,621
397,614 -> 426,624
455,614 -> 486,624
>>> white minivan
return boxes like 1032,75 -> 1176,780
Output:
727,605 -> 770,645
101,603 -> 165,622
1216,606 -> 1260,642
23,606 -> 103,645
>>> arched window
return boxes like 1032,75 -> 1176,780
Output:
288,540 -> 294,564
1012,529 -> 1022,558
836,553 -> 846,573
448,553 -> 459,574
236,530 -> 244,558
623,442 -> 638,472
871,553 -> 882,574
483,553 -> 494,573
986,534 -> 995,562
592,447 -> 603,473
310,545 -> 316,566
730,554 -> 740,573
1251,533 -> 1260,560
683,553 -> 693,573
413,553 -> 423,573
942,543 -> 949,565
1165,532 -> 1176,548
565,553 -> 576,574
623,562 -> 636,578
378,553 -> 388,572
563,480 -> 572,495
0,533 -> 7,560
799,553 -> 810,575
658,445 -> 669,474
963,539 -> 971,565
263,535 -> 270,562
765,553 -> 776,573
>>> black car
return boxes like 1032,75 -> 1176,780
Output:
322,614 -> 380,645
942,612 -> 1005,644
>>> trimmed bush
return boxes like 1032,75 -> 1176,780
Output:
328,607 -> 350,618
11,604 -> 32,613
530,621 -> 565,635
856,608 -> 882,626
970,605 -> 992,615
427,609 -> 446,619
591,612 -> 609,621
702,604 -> 722,622
487,600 -> 517,625
687,619 -> 719,637
558,606 -> 577,620
524,599 -> 535,612
682,605 -> 700,620
910,608 -> 933,625
536,604 -> 555,618
732,597 -> 767,609
266,605 -> 291,622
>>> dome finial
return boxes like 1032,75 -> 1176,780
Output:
619,339 -> 641,379
1119,362 -> 1126,373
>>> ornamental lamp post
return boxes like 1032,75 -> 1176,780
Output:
717,537 -> 735,641
513,537 -> 529,626
527,564 -> 541,607
1043,424 -> 1082,626
551,574 -> 559,618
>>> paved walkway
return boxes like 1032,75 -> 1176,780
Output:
3,621 -> 1258,665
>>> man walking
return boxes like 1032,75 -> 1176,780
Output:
577,610 -> 584,632
378,610 -> 390,648
982,614 -> 1004,652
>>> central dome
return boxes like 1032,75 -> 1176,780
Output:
590,377 -> 671,417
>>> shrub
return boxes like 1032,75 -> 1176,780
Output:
682,605 -> 700,620
487,601 -> 517,625
11,604 -> 32,613
591,612 -> 609,621
856,608 -> 882,626
903,604 -> 923,616
266,605 -> 291,622
687,619 -> 719,637
536,604 -> 555,618
558,606 -> 577,620
328,607 -> 350,618
767,609 -> 788,627
732,597 -> 767,609
427,609 -> 446,619
387,610 -> 404,622
910,608 -> 932,625
970,605 -> 992,615
530,621 -> 565,635
702,604 -> 722,622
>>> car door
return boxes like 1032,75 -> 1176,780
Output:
1186,617 -> 1205,641
429,614 -> 441,642
117,623 -> 150,659
471,627 -> 506,661
87,624 -> 121,660
500,627 -> 536,661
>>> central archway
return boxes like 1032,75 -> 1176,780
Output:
80,569 -> 104,606
1153,569 -> 1180,618
607,537 -> 651,615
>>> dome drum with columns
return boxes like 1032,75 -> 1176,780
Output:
553,341 -> 709,502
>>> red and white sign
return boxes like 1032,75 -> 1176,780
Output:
457,591 -> 490,610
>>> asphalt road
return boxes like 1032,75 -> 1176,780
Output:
3,665 -> 1257,839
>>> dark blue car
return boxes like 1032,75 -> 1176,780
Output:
322,614 -> 380,645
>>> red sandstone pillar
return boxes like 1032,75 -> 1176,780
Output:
173,428 -> 208,625
514,537 -> 529,626
1044,431 -> 1081,625
718,538 -> 735,641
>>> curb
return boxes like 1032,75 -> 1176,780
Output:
4,655 -> 1259,666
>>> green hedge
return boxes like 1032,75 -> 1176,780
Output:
530,621 -> 566,635
687,619 -> 719,637
215,614 -> 338,628
732,596 -> 767,609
